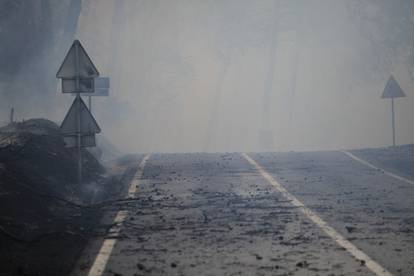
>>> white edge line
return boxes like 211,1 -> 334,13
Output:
87,154 -> 151,276
242,153 -> 393,276
342,150 -> 414,186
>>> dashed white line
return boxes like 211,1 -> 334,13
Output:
87,154 -> 151,276
242,152 -> 394,276
342,150 -> 414,186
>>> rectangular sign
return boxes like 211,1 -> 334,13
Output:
71,77 -> 110,96
73,89 -> 109,97
63,134 -> 96,148
96,77 -> 110,89
62,78 -> 94,93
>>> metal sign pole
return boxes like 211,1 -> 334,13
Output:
391,97 -> 395,147
75,42 -> 82,185
58,40 -> 101,184
9,107 -> 14,124
381,76 -> 406,147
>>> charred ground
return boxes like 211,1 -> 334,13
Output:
0,119 -> 135,276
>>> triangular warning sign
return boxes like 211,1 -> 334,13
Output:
56,40 -> 99,78
382,75 -> 406,99
60,96 -> 101,135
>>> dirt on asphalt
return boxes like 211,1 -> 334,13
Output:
3,121 -> 414,276
76,153 -> 374,276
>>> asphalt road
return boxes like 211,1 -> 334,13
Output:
73,150 -> 414,276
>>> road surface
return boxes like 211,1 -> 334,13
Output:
73,149 -> 414,276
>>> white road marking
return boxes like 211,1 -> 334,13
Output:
127,154 -> 151,197
242,153 -> 394,276
342,150 -> 414,186
87,154 -> 151,276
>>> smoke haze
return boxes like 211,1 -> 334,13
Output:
2,0 -> 414,153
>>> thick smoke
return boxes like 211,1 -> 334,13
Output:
2,0 -> 414,153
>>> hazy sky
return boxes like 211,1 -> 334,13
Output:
4,0 -> 414,153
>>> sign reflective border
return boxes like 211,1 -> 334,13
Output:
382,75 -> 406,99
56,40 -> 99,79
60,96 -> 101,135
